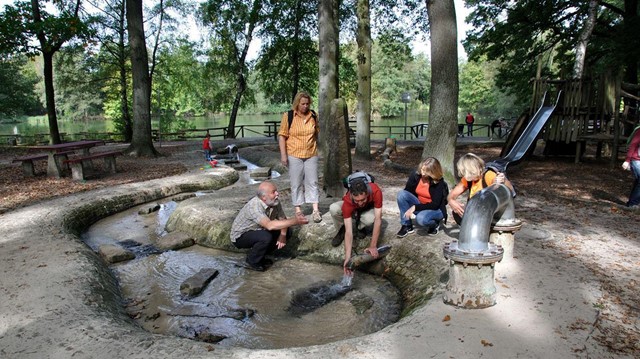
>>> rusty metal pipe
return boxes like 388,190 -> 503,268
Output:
459,184 -> 514,252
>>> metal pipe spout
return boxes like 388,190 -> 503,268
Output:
459,184 -> 514,253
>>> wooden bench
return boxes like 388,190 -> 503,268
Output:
264,121 -> 280,141
12,150 -> 75,176
63,151 -> 122,181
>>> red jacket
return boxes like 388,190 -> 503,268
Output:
626,128 -> 640,162
465,114 -> 475,124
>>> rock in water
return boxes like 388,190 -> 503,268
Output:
287,280 -> 351,316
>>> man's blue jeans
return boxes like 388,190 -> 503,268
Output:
397,190 -> 443,229
628,160 -> 640,207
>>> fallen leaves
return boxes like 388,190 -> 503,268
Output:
0,146 -> 188,212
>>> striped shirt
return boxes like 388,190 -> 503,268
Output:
277,110 -> 319,159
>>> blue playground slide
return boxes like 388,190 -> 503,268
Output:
486,91 -> 562,173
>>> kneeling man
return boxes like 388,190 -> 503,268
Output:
329,177 -> 383,275
231,181 -> 308,271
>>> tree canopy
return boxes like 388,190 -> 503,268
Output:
464,0 -> 640,103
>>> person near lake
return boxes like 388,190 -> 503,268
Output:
202,133 -> 212,161
278,91 -> 322,223
447,153 -> 514,225
329,173 -> 382,275
465,112 -> 475,136
490,118 -> 507,139
396,157 -> 449,237
622,125 -> 640,208
230,181 -> 309,271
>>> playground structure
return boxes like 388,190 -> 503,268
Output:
502,73 -> 640,164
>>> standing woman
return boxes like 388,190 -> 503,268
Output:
396,157 -> 449,237
278,91 -> 322,222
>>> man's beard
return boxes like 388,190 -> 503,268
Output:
265,198 -> 279,207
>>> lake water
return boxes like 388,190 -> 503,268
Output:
0,110 -> 493,142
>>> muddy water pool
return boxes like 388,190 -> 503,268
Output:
81,199 -> 402,349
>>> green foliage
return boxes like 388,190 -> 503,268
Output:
152,39 -> 210,116
0,55 -> 43,118
199,0 -> 260,116
254,37 -> 318,104
202,36 -> 254,113
0,1 -> 91,56
339,43 -> 358,107
370,29 -> 417,117
459,58 -> 523,120
103,96 -> 128,134
410,53 -> 430,104
54,47 -> 104,120
97,46 -> 132,137
255,0 -> 318,104
459,59 -> 494,115
464,0 -> 640,101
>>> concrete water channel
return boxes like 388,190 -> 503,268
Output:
1,142 -> 618,358
80,155 -> 401,348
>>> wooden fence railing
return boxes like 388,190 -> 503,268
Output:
2,122 -> 494,146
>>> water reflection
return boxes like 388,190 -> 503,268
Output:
82,199 -> 401,349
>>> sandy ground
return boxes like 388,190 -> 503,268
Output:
0,138 -> 638,358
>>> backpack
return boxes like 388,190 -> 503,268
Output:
464,167 -> 516,198
287,109 -> 318,130
464,170 -> 491,194
343,170 -> 375,190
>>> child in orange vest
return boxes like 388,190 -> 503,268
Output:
447,153 -> 514,224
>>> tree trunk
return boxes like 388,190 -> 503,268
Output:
224,42 -> 249,140
225,0 -> 260,139
622,0 -> 638,111
291,0 -> 303,103
126,0 -> 157,156
31,0 -> 61,144
118,0 -> 132,142
318,0 -> 339,157
42,51 -> 62,144
119,56 -> 132,142
423,0 -> 458,184
573,0 -> 597,79
227,74 -> 246,138
323,99 -> 352,197
354,0 -> 371,160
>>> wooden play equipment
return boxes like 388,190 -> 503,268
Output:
503,72 -> 639,164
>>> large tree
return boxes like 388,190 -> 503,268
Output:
422,0 -> 458,182
464,0 -> 640,103
126,0 -> 158,156
318,0 -> 340,154
89,0 -> 133,141
0,0 -> 89,144
354,0 -> 372,160
200,0 -> 263,139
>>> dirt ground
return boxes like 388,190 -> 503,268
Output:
1,140 -> 639,356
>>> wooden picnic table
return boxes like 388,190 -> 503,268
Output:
27,140 -> 105,178
264,121 -> 280,141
